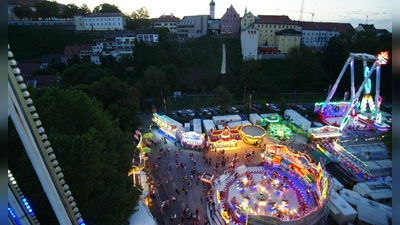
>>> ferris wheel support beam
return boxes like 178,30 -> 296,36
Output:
374,66 -> 381,117
322,56 -> 352,111
350,58 -> 355,99
339,62 -> 379,130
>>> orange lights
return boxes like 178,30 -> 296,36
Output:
376,51 -> 389,65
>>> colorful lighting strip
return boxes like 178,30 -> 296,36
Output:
8,206 -> 22,225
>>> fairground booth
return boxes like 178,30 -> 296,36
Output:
308,125 -> 342,141
152,113 -> 183,140
179,131 -> 206,150
208,124 -> 242,149
211,144 -> 332,225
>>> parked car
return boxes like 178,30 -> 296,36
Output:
186,109 -> 195,117
298,105 -> 307,110
177,110 -> 184,117
208,108 -> 217,114
171,112 -> 179,119
270,105 -> 280,111
236,106 -> 244,112
202,109 -> 212,115
231,107 -> 239,113
215,108 -> 222,114
225,108 -> 231,113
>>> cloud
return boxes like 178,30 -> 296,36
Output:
347,10 -> 361,15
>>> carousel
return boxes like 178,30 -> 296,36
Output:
212,145 -> 331,225
239,125 -> 266,145
267,123 -> 293,143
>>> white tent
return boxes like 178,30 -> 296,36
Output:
128,200 -> 157,225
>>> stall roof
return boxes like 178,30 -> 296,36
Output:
227,120 -> 251,128
352,181 -> 392,200
340,188 -> 392,219
330,191 -> 357,216
345,143 -> 387,154
356,203 -> 388,225
308,150 -> 333,164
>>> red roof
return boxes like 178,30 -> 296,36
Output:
255,15 -> 297,25
152,14 -> 180,22
24,74 -> 57,88
301,22 -> 354,33
17,63 -> 41,74
80,44 -> 93,51
86,12 -> 123,17
64,45 -> 81,58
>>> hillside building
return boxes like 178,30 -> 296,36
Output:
152,14 -> 180,33
74,12 -> 124,31
220,5 -> 240,34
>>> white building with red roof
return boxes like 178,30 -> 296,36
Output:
74,12 -> 124,31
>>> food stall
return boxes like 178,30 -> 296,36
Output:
179,131 -> 206,150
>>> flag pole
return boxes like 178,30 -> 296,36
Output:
243,86 -> 246,105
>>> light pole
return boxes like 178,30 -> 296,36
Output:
250,91 -> 255,107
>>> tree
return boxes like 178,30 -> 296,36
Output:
49,61 -> 67,74
85,77 -> 140,131
13,5 -> 33,20
286,46 -> 321,92
61,3 -> 79,18
125,7 -> 150,30
8,88 -> 141,225
161,64 -> 178,91
213,85 -> 232,112
143,66 -> 170,98
60,62 -> 112,87
34,0 -> 60,19
78,4 -> 91,15
92,3 -> 121,13
158,27 -> 170,42
239,58 -> 263,92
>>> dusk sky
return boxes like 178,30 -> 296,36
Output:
58,0 -> 392,32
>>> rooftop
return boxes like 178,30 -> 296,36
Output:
255,15 -> 297,25
85,12 -> 123,17
17,63 -> 41,74
301,22 -> 354,33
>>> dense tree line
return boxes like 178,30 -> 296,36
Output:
8,87 -> 141,225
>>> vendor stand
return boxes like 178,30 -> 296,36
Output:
179,131 -> 205,150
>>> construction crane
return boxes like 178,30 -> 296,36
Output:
292,10 -> 315,21
297,0 -> 315,21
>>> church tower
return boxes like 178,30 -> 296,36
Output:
210,0 -> 215,19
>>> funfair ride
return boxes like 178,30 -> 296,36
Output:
318,52 -> 389,131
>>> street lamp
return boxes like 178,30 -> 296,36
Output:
250,91 -> 255,107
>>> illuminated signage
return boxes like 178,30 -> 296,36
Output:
376,51 -> 389,65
